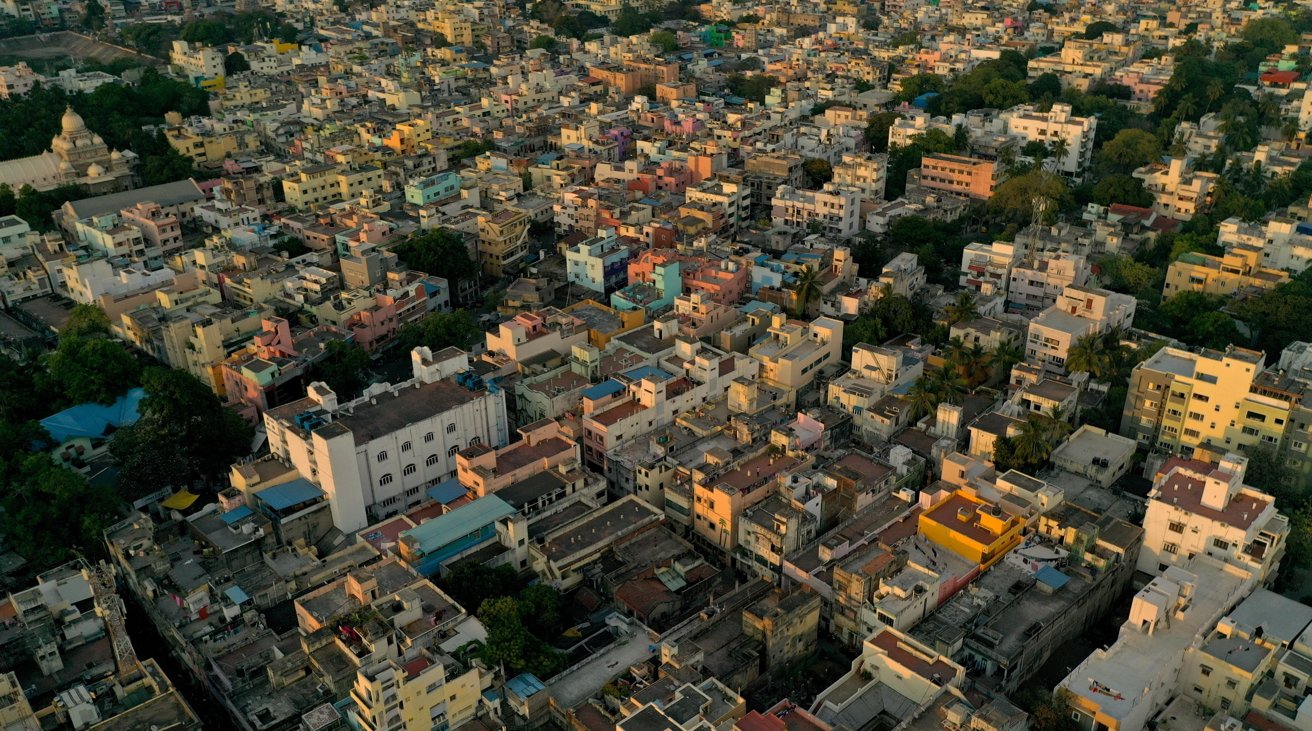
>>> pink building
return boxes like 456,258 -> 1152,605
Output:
455,419 -> 580,497
220,317 -> 350,420
119,201 -> 184,259
346,272 -> 432,351
685,259 -> 747,305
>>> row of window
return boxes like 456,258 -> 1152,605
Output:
375,424 -> 464,462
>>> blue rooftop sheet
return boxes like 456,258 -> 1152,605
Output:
741,300 -> 775,314
427,479 -> 467,504
40,387 -> 145,444
221,505 -> 254,525
624,365 -> 672,382
225,585 -> 250,605
1035,566 -> 1071,590
254,479 -> 325,511
581,379 -> 625,400
505,674 -> 546,700
401,495 -> 516,555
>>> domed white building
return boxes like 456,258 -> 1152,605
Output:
0,107 -> 137,194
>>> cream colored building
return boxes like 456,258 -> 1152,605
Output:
771,183 -> 862,239
832,153 -> 889,202
1134,158 -> 1218,221
749,313 -> 843,399
1001,103 -> 1097,176
1025,284 -> 1135,374
1139,453 -> 1287,583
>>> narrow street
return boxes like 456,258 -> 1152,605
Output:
121,591 -> 241,731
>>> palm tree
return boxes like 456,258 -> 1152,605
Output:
1010,415 -> 1054,471
907,374 -> 941,420
988,340 -> 1024,381
944,292 -> 978,325
1042,405 -> 1073,443
933,367 -> 968,406
1066,329 -> 1123,380
791,266 -> 822,318
943,336 -> 971,366
958,343 -> 992,388
1047,135 -> 1069,170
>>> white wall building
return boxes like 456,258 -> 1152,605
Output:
264,347 -> 510,531
1001,103 -> 1097,176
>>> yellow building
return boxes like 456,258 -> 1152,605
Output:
477,208 -> 530,277
917,490 -> 1024,569
164,126 -> 261,168
383,119 -> 434,156
1120,346 -> 1265,456
1163,246 -> 1289,299
350,650 -> 488,731
283,165 -> 385,210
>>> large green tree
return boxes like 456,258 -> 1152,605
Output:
110,367 -> 252,498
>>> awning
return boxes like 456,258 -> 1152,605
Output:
160,491 -> 200,510
224,585 -> 251,605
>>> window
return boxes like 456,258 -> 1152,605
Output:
1168,521 -> 1185,533
1200,665 -> 1213,676
376,451 -> 388,462
379,473 -> 393,486
446,424 -> 457,434
402,441 -> 412,452
1220,699 -> 1231,711
404,464 -> 416,476
469,436 -> 482,446
424,432 -> 434,443
447,446 -> 459,457
1226,679 -> 1238,690
1246,411 -> 1267,423
1164,543 -> 1179,555
1213,538 -> 1230,550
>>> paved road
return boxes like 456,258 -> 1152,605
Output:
547,625 -> 658,708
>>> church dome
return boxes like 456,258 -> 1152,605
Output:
85,163 -> 106,178
61,106 -> 88,136
110,149 -> 123,161
58,159 -> 73,173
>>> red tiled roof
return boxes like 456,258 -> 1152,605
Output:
737,711 -> 787,731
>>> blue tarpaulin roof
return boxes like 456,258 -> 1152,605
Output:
505,674 -> 546,700
221,506 -> 254,524
427,479 -> 467,504
1035,566 -> 1071,591
254,479 -> 324,511
624,365 -> 672,382
40,387 -> 145,443
581,379 -> 625,400
224,585 -> 250,605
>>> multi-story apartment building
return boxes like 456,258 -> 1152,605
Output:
915,153 -> 999,200
476,208 -> 529,277
1162,246 -> 1289,299
749,313 -> 844,401
169,41 -> 226,88
1007,252 -> 1088,314
1120,345 -> 1266,456
1217,215 -> 1312,273
485,309 -> 589,363
565,227 -> 631,294
1139,453 -> 1287,583
1134,158 -> 1218,221
918,489 -> 1025,570
1025,284 -> 1136,374
827,340 -> 927,439
691,447 -> 814,553
831,153 -> 889,202
582,336 -> 758,468
264,347 -> 510,531
283,165 -> 385,209
1001,103 -> 1096,176
684,179 -> 751,234
960,240 -> 1024,297
0,62 -> 42,99
771,183 -> 862,239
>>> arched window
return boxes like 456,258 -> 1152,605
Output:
376,451 -> 388,462
403,464 -> 416,476
401,441 -> 412,452
424,432 -> 435,443
379,473 -> 393,486
426,454 -> 439,466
